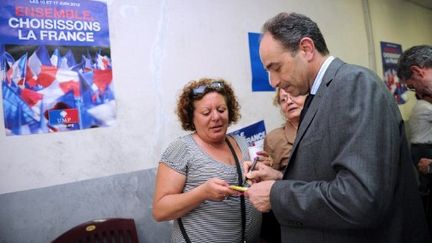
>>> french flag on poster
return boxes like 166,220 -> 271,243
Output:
27,46 -> 51,76
27,46 -> 55,89
20,88 -> 43,121
37,68 -> 80,105
7,53 -> 27,87
50,48 -> 61,67
95,52 -> 111,70
59,49 -> 77,70
2,82 -> 41,135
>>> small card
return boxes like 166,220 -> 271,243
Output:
229,185 -> 249,192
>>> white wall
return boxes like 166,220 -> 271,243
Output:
0,0 -> 430,194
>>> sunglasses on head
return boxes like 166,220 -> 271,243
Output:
191,81 -> 225,97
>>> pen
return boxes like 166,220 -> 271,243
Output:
247,156 -> 259,173
244,157 -> 259,186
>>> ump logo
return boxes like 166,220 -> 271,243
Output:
48,109 -> 79,126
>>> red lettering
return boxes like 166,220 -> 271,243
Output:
82,11 -> 93,21
15,6 -> 25,16
34,7 -> 45,17
14,6 -> 93,21
44,8 -> 52,18
53,8 -> 66,18
66,10 -> 75,19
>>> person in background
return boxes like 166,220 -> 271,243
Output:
152,78 -> 261,243
397,45 -> 432,236
244,12 -> 430,243
408,93 -> 432,236
262,88 -> 307,172
397,45 -> 432,98
259,87 -> 306,243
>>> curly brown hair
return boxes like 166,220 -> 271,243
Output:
176,78 -> 241,131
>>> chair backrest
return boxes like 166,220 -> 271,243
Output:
51,218 -> 139,243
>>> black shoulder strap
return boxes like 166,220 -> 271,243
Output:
226,137 -> 246,243
178,137 -> 247,243
178,217 -> 192,243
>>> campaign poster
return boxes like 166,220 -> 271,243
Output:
0,0 -> 116,136
229,120 -> 266,147
248,32 -> 274,92
380,41 -> 407,104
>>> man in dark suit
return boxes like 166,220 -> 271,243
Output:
244,12 -> 430,242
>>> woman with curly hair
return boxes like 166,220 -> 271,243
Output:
153,78 -> 261,243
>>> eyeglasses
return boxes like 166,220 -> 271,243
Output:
279,95 -> 292,104
192,81 -> 225,97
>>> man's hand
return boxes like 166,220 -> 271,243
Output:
243,160 -> 283,183
244,180 -> 275,212
418,158 -> 432,175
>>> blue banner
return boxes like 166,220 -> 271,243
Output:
248,32 -> 274,92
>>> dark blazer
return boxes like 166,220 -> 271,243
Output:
270,58 -> 430,243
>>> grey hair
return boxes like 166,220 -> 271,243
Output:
397,45 -> 432,81
262,12 -> 329,56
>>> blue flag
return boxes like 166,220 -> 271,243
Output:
35,46 -> 52,66
248,32 -> 274,92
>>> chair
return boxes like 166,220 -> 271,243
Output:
51,218 -> 139,243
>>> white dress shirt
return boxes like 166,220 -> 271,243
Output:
408,99 -> 432,144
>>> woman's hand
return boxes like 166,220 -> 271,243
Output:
202,178 -> 240,201
256,150 -> 274,167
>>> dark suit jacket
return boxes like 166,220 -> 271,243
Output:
270,58 -> 430,243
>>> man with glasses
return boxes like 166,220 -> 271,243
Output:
397,45 -> 432,236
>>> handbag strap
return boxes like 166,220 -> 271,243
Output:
178,137 -> 246,243
225,137 -> 246,243
178,217 -> 192,243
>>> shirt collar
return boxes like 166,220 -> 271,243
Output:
310,56 -> 335,95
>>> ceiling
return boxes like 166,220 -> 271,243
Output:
406,0 -> 432,10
